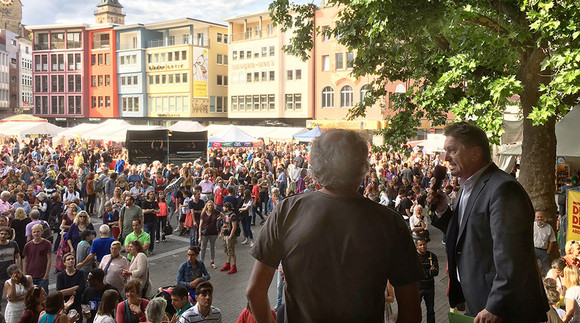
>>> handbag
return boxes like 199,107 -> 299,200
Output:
184,212 -> 193,228
163,224 -> 173,236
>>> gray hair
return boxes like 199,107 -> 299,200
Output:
145,298 -> 167,323
0,191 -> 10,199
309,129 -> 369,190
99,224 -> 110,235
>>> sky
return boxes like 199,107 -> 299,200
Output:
22,0 -> 314,27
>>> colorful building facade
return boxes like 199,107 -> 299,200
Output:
29,24 -> 89,125
87,25 -> 118,119
225,11 -> 314,126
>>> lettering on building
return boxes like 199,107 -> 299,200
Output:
191,99 -> 208,114
148,63 -> 185,72
231,61 -> 275,71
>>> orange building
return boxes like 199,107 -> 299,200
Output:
87,25 -> 118,118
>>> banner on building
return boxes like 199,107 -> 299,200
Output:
567,189 -> 580,242
193,47 -> 208,98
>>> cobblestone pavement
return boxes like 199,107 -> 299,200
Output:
4,215 -> 452,322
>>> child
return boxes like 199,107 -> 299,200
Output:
219,202 -> 239,274
157,191 -> 168,242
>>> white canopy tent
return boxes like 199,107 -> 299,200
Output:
168,121 -> 206,132
81,119 -> 133,140
103,125 -> 166,142
205,124 -> 307,141
208,125 -> 258,143
0,121 -> 63,138
56,123 -> 103,139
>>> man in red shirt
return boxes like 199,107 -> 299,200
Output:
22,224 -> 52,292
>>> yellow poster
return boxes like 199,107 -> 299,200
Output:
193,48 -> 208,98
567,190 -> 580,241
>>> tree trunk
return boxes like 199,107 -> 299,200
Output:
518,47 -> 557,226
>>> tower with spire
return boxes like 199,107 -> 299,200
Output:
94,0 -> 125,25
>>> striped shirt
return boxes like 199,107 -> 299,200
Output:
178,304 -> 222,323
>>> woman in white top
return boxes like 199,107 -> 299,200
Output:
93,289 -> 120,323
4,264 -> 33,323
409,204 -> 427,241
123,239 -> 152,298
563,265 -> 580,322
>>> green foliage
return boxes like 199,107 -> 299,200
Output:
269,0 -> 580,151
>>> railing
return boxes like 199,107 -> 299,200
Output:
118,41 -> 138,50
230,28 -> 277,42
92,40 -> 110,49
147,37 -> 209,48
34,43 -> 49,50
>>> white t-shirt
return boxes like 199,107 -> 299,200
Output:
565,285 -> 580,322
94,314 -> 115,323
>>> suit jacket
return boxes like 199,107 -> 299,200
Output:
432,163 -> 548,321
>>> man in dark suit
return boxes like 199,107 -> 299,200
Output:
429,122 -> 548,322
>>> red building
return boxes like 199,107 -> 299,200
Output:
87,25 -> 118,119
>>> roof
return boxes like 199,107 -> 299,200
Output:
144,17 -> 226,29
224,10 -> 271,22
97,0 -> 123,8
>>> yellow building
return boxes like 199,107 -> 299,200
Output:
144,18 -> 228,120
225,11 -> 314,126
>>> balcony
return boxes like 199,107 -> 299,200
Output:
93,40 -> 111,49
231,28 -> 277,42
34,43 -> 49,51
119,41 -> 138,50
147,37 -> 209,48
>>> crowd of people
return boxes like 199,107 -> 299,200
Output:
0,124 -> 574,322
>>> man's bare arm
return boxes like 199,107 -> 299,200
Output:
247,260 -> 276,323
394,282 -> 422,323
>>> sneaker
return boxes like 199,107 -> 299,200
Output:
241,239 -> 248,245
250,241 -> 254,247
155,240 -> 160,243
227,265 -> 237,274
220,263 -> 231,272
174,228 -> 181,232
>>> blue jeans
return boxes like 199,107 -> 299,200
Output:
419,286 -> 435,323
242,217 -> 253,240
143,222 -> 156,252
535,248 -> 550,275
33,277 -> 49,293
276,269 -> 284,306
190,224 -> 199,246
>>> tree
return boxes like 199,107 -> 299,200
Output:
270,0 -> 580,220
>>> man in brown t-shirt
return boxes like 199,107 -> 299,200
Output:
22,223 -> 52,292
246,129 -> 425,323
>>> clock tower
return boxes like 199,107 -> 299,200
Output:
94,0 -> 125,25
0,0 -> 23,36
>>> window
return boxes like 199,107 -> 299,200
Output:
98,75 -> 103,87
75,54 -> 81,70
105,53 -> 110,65
182,50 -> 187,60
322,55 -> 330,71
346,52 -> 354,69
224,55 -> 228,65
133,76 -> 138,85
269,71 -> 275,81
34,33 -> 49,50
92,96 -> 97,108
67,32 -> 81,49
253,95 -> 260,110
216,96 -> 223,113
340,85 -> 354,107
106,96 -> 111,107
51,96 -> 58,114
34,55 -> 41,71
254,51 -> 260,58
175,73 -> 181,83
68,75 -> 74,92
239,96 -> 245,111
168,52 -> 173,62
42,55 -> 48,71
254,72 -> 259,82
224,76 -> 228,86
269,46 -> 275,56
168,36 -> 175,46
168,74 -> 173,84
217,33 -> 223,43
260,95 -> 267,110
261,71 -> 267,82
322,26 -> 330,41
75,96 -> 81,114
162,75 -> 167,84
322,86 -> 334,108
51,54 -> 57,71
268,94 -> 275,110
294,94 -> 302,110
232,51 -> 237,60
217,54 -> 223,65
98,54 -> 104,65
224,34 -> 228,44
262,47 -> 267,57
335,53 -> 344,70
246,95 -> 252,110
155,75 -> 160,84
246,50 -> 251,59
360,84 -> 371,103
295,69 -> 302,80
247,73 -> 252,83
121,77 -> 126,86
239,51 -> 244,59
50,32 -> 65,49
217,75 -> 223,86
287,70 -> 293,80
285,94 -> 293,110
182,73 -> 188,83
209,96 -> 215,113
68,96 -> 75,114
231,96 -> 238,111
68,54 -> 74,71
267,24 -> 274,36
105,75 -> 110,86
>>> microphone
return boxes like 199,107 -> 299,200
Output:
429,165 -> 448,214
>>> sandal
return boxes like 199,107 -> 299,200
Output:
211,262 -> 218,269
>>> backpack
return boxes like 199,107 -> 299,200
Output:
47,202 -> 63,232
93,175 -> 105,193
40,221 -> 53,243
